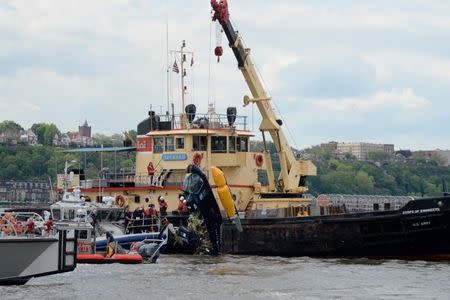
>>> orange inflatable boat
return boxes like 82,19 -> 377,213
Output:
77,253 -> 143,264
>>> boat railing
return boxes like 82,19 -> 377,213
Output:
0,212 -> 46,237
81,169 -> 186,188
125,214 -> 189,234
154,113 -> 248,131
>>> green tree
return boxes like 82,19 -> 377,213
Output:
31,123 -> 60,146
368,151 -> 391,162
0,120 -> 23,140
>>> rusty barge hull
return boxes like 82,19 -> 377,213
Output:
221,196 -> 450,257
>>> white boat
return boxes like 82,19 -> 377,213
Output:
0,212 -> 90,285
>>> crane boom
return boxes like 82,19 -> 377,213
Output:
211,0 -> 316,193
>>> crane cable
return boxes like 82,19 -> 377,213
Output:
207,15 -> 213,107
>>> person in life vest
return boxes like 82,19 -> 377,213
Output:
158,196 -> 168,216
144,197 -> 151,229
43,216 -> 54,236
178,195 -> 189,215
145,199 -> 158,232
132,207 -> 145,233
105,231 -> 116,258
26,218 -> 35,235
149,203 -> 158,232
124,206 -> 132,234
147,162 -> 155,184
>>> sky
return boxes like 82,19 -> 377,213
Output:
1,0 -> 450,150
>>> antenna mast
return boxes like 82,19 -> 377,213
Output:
171,40 -> 193,128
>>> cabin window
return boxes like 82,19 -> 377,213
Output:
211,136 -> 227,153
64,209 -> 75,220
237,137 -> 249,152
229,136 -> 236,153
373,203 -> 379,211
165,137 -> 175,152
176,137 -> 185,149
78,230 -> 88,239
384,203 -> 391,210
193,136 -> 208,151
52,209 -> 61,220
320,206 -> 325,216
153,137 -> 164,153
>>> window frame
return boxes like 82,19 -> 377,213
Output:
211,136 -> 228,153
192,135 -> 208,151
165,136 -> 175,152
153,137 -> 164,153
176,137 -> 185,149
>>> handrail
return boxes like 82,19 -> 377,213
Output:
124,214 -> 189,234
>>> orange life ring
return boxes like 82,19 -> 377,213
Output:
0,215 -> 13,234
2,226 -> 13,235
116,195 -> 125,207
193,153 -> 202,166
255,154 -> 264,167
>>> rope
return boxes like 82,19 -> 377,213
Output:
207,18 -> 213,106
191,54 -> 195,107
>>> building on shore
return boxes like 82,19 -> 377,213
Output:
54,120 -> 94,147
0,180 -> 54,205
414,150 -> 450,166
335,142 -> 395,161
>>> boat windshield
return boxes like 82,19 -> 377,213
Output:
183,173 -> 204,195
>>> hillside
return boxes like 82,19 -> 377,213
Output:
0,143 -> 448,197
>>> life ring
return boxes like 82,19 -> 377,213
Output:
255,154 -> 264,167
115,195 -> 125,207
13,221 -> 25,234
0,214 -> 13,234
2,226 -> 13,235
193,153 -> 202,166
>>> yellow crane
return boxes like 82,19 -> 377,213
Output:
211,0 -> 316,194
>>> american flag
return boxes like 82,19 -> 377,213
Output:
172,60 -> 179,73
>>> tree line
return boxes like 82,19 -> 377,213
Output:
0,139 -> 448,198
0,145 -> 135,181
0,120 -> 136,147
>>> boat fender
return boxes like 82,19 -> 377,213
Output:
193,153 -> 203,166
211,166 -> 243,232
255,154 -> 264,167
115,195 -> 125,207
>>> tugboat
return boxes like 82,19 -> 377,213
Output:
176,0 -> 450,260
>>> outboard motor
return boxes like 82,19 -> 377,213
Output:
226,107 -> 237,126
185,104 -> 196,124
183,165 -> 222,255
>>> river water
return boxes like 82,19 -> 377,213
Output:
1,255 -> 450,300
